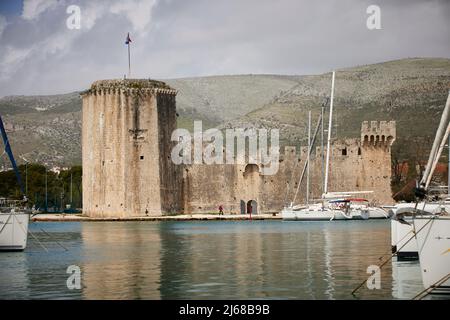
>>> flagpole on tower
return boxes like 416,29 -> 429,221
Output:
126,32 -> 132,78
128,41 -> 130,78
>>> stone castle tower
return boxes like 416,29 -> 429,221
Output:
317,120 -> 396,205
81,78 -> 396,217
81,79 -> 182,217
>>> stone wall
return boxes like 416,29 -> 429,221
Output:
82,79 -> 396,217
183,122 -> 396,214
82,79 -> 181,217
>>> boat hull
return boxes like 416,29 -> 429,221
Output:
390,202 -> 450,260
282,209 -> 343,221
391,218 -> 418,260
414,216 -> 450,289
368,208 -> 389,219
0,212 -> 29,251
281,208 -> 377,221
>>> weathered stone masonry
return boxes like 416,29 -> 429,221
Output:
183,120 -> 396,215
82,79 -> 181,217
82,79 -> 396,217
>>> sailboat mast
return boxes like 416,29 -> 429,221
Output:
324,71 -> 335,196
426,122 -> 450,189
70,172 -> 73,206
321,102 -> 325,194
307,110 -> 311,204
45,167 -> 48,211
291,113 -> 322,205
0,115 -> 26,199
420,91 -> 450,190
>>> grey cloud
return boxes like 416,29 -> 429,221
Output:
0,0 -> 449,96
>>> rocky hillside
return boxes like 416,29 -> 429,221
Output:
0,75 -> 301,166
0,58 -> 449,167
166,75 -> 302,131
0,93 -> 82,166
223,58 -> 450,161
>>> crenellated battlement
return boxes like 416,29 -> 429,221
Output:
279,120 -> 395,161
81,79 -> 177,97
361,120 -> 396,147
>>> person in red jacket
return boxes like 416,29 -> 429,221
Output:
218,205 -> 224,215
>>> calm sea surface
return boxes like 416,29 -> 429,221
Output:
0,220 -> 425,299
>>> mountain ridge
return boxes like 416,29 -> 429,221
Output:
1,57 -> 449,167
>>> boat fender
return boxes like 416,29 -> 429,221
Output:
342,209 -> 352,219
360,209 -> 370,220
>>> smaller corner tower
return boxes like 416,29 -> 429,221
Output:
361,120 -> 396,147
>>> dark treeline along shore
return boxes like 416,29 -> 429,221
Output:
0,164 -> 82,211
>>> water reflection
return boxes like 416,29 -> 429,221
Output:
0,250 -> 30,299
0,220 -> 427,299
0,222 -> 83,299
391,258 -> 422,299
157,221 -> 396,299
81,222 -> 161,299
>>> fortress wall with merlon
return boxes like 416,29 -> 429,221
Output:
184,122 -> 396,214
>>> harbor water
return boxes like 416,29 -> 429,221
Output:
0,220 -> 425,299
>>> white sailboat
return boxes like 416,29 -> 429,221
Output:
0,199 -> 29,251
392,91 -> 450,294
0,115 -> 29,251
282,198 -> 387,221
390,198 -> 450,260
281,71 -> 388,221
412,91 -> 450,292
414,215 -> 450,291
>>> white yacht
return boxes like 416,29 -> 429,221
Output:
282,197 -> 387,221
394,90 -> 450,293
0,115 -> 29,251
0,199 -> 29,251
281,71 -> 388,221
413,92 -> 450,293
414,215 -> 450,290
390,199 -> 450,260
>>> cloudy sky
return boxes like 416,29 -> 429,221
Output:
0,0 -> 449,97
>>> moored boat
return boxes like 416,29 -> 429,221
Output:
413,215 -> 450,290
397,90 -> 450,294
282,198 -> 387,221
281,71 -> 388,221
0,115 -> 29,251
390,199 -> 450,260
0,199 -> 29,251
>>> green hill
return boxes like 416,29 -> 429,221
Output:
223,58 -> 450,162
0,58 -> 449,168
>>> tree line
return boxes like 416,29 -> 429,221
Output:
0,164 -> 82,211
391,136 -> 449,202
